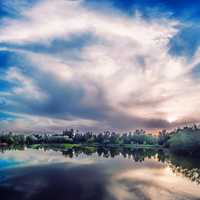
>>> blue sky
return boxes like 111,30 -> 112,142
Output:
1,0 -> 200,133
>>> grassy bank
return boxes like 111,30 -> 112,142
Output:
29,143 -> 163,152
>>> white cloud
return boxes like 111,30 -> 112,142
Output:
0,0 -> 178,45
5,67 -> 47,101
0,112 -> 99,133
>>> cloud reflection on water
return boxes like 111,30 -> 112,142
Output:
0,148 -> 95,170
0,149 -> 200,200
109,160 -> 200,200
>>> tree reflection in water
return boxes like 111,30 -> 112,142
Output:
1,146 -> 200,184
61,147 -> 200,184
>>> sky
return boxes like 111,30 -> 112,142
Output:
1,0 -> 200,133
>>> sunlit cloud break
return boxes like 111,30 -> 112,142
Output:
1,0 -> 200,132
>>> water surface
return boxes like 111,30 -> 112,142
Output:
0,148 -> 200,200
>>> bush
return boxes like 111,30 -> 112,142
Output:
168,130 -> 200,156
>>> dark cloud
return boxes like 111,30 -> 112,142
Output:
105,111 -> 172,131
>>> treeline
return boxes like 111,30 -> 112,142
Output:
159,125 -> 200,156
1,125 -> 200,156
0,129 -> 157,146
63,129 -> 158,145
0,132 -> 72,145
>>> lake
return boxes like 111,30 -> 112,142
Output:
0,147 -> 200,200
